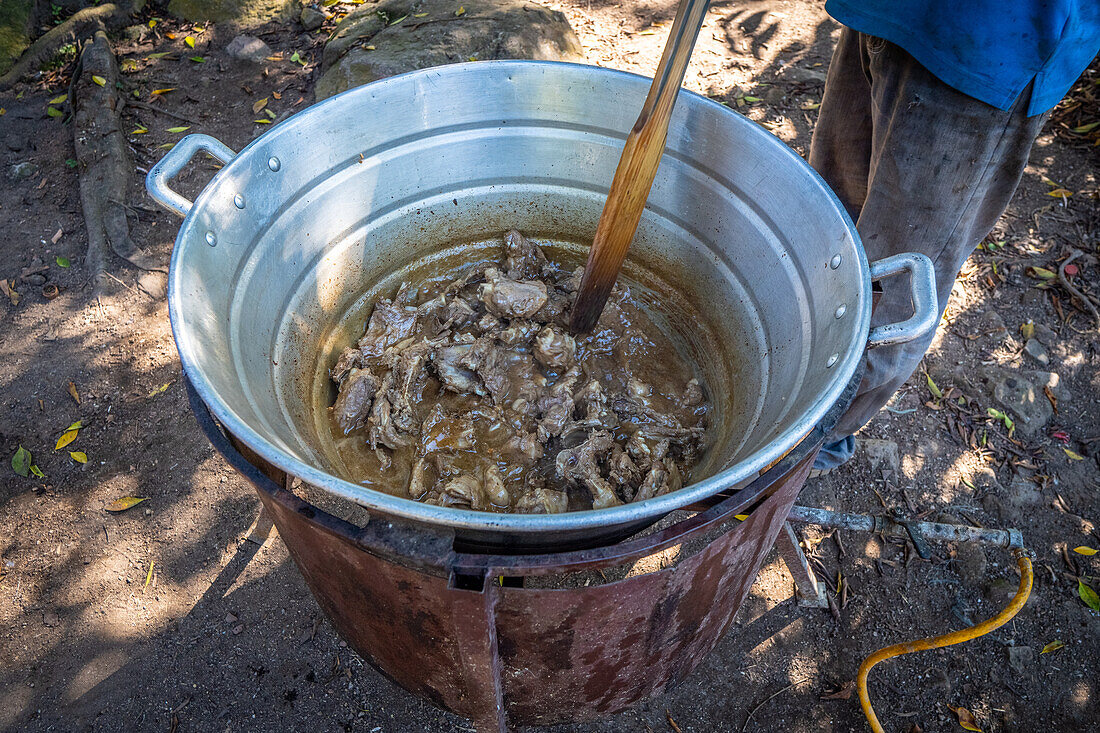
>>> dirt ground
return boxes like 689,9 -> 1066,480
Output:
1,1 -> 1098,731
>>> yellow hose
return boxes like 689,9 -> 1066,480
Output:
857,553 -> 1033,733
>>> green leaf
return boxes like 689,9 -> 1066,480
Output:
742,95 -> 762,103
1070,121 -> 1099,134
166,126 -> 190,133
389,14 -> 407,24
30,464 -> 45,478
1078,580 -> 1100,612
189,56 -> 206,63
65,158 -> 77,168
91,75 -> 106,87
49,93 -> 68,105
12,446 -> 31,477
926,373 -> 943,399
55,256 -> 70,267
46,107 -> 64,118
289,51 -> 306,66
1040,639 -> 1065,654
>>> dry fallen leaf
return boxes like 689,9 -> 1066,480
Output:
70,451 -> 87,464
1020,320 -> 1035,340
252,97 -> 268,113
1063,448 -> 1085,461
55,422 -> 81,450
734,514 -> 749,521
1046,188 -> 1073,197
455,5 -> 465,15
1073,546 -> 1098,556
820,680 -> 855,700
151,87 -> 177,96
106,496 -> 147,513
184,36 -> 196,48
1027,266 -> 1057,280
67,381 -> 81,404
926,373 -> 943,399
91,74 -> 106,87
148,383 -> 171,398
1,279 -> 20,306
947,704 -> 982,732
1040,640 -> 1065,654
144,559 -> 155,589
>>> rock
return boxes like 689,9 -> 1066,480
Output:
8,161 -> 38,180
857,438 -> 899,475
42,610 -> 59,627
981,577 -> 1016,606
300,5 -> 326,31
1023,338 -> 1049,365
168,0 -> 293,24
316,0 -> 585,100
981,493 -> 1006,522
1032,322 -> 1058,347
1003,477 -> 1042,510
1006,645 -> 1034,676
1020,288 -> 1046,308
122,24 -> 149,42
782,65 -> 827,85
226,34 -> 273,63
994,374 -> 1052,435
970,465 -> 1000,492
763,85 -> 786,104
954,543 -> 987,587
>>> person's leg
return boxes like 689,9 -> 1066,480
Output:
813,35 -> 1048,460
809,27 -> 875,223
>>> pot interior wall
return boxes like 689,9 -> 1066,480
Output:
169,61 -> 866,536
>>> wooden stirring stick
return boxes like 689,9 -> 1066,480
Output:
570,0 -> 712,333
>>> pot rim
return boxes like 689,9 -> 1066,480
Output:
168,60 -> 869,533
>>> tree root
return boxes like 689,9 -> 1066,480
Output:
0,2 -> 142,92
73,29 -> 165,298
1058,249 -> 1100,333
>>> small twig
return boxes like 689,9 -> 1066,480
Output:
126,100 -> 198,125
742,677 -> 811,730
1058,249 -> 1100,331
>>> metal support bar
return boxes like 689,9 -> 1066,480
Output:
786,505 -> 1023,549
775,522 -> 827,608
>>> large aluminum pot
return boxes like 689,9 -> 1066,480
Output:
146,61 -> 936,550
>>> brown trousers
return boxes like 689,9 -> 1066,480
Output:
810,29 -> 1048,441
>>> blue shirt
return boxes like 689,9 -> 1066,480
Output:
826,0 -> 1100,115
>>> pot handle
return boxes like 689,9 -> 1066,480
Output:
866,253 -> 939,348
145,134 -> 237,218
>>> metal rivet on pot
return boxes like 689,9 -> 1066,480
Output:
829,254 -> 842,269
826,353 -> 839,368
233,193 -> 245,209
834,304 -> 846,319
267,156 -> 281,172
205,231 -> 217,247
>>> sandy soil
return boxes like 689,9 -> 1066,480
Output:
1,1 -> 1097,731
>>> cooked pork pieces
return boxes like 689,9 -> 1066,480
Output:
329,230 -> 708,513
